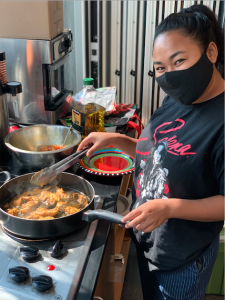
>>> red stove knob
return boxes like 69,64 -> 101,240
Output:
9,266 -> 29,283
47,265 -> 55,271
32,275 -> 53,292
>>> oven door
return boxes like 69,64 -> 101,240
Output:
43,55 -> 73,111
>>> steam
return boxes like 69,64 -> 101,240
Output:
1,173 -> 63,206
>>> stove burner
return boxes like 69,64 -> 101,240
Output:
1,226 -> 50,242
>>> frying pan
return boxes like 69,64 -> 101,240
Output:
0,172 -> 125,239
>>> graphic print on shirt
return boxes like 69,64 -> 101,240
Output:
134,140 -> 169,209
132,118 -> 197,245
133,118 -> 197,217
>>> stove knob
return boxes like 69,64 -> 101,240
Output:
32,275 -> 53,292
20,246 -> 39,261
9,266 -> 29,283
48,240 -> 67,258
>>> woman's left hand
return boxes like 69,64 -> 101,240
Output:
121,199 -> 172,232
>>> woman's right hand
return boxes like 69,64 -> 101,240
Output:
77,132 -> 119,157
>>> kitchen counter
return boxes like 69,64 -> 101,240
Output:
2,155 -> 123,300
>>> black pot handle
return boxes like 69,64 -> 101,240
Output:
82,209 -> 126,225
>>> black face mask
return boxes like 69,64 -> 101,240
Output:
155,53 -> 213,105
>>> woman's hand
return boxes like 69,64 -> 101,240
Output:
122,195 -> 225,231
77,132 -> 116,157
121,199 -> 171,232
77,132 -> 138,158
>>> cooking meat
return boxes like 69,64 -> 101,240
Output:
40,190 -> 61,207
77,194 -> 89,207
19,196 -> 40,215
6,188 -> 48,209
7,196 -> 39,209
56,201 -> 69,210
27,207 -> 59,219
63,206 -> 80,215
2,187 -> 89,220
38,216 -> 54,220
6,207 -> 18,216
56,201 -> 79,215
56,187 -> 71,200
56,187 -> 88,208
23,188 -> 49,196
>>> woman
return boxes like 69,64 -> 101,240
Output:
78,4 -> 224,300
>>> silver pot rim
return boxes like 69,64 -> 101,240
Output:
4,124 -> 81,155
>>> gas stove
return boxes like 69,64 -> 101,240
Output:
0,167 -> 104,300
0,156 -> 123,300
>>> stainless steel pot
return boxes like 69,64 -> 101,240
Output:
0,172 -> 124,239
5,125 -> 81,169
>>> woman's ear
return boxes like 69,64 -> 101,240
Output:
206,42 -> 218,64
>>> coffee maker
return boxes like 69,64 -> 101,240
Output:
0,29 -> 73,125
0,51 -> 22,162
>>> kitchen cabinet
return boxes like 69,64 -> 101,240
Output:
93,174 -> 133,300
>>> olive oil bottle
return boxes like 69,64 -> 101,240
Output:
72,78 -> 106,139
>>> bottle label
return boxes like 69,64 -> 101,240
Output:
72,109 -> 85,135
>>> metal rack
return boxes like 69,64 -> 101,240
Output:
108,0 -> 223,125
64,1 -> 224,125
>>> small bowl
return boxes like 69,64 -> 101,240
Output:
5,125 -> 81,169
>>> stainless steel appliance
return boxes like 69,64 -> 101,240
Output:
0,51 -> 22,163
0,51 -> 9,161
0,30 -> 73,125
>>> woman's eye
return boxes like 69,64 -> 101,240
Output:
175,59 -> 184,65
156,66 -> 165,71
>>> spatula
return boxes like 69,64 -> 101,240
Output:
30,146 -> 90,187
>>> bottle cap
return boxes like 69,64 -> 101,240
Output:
6,81 -> 22,96
83,78 -> 94,86
0,51 -> 6,61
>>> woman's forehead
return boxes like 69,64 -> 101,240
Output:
153,31 -> 200,59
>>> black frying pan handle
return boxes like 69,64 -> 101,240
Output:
82,209 -> 126,225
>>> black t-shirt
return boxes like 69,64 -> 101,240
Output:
130,92 -> 224,272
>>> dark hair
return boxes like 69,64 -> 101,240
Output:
150,141 -> 168,163
153,4 -> 224,74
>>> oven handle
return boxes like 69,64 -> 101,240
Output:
46,54 -> 70,71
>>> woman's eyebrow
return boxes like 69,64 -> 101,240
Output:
153,51 -> 186,65
169,50 -> 185,60
153,61 -> 163,65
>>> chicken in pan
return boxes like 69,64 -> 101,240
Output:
3,187 -> 89,220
